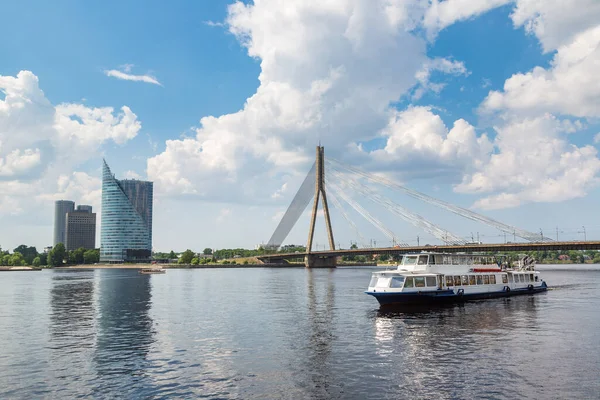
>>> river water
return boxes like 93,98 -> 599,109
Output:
0,266 -> 598,399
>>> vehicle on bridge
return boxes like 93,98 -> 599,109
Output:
365,252 -> 547,307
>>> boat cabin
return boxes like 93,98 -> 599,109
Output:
367,252 -> 542,294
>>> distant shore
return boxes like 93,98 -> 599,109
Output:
54,263 -> 298,269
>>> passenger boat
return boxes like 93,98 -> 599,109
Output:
365,252 -> 547,307
139,268 -> 166,274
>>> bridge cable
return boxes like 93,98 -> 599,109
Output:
266,162 -> 316,249
328,180 -> 401,247
327,190 -> 370,248
326,158 -> 553,242
328,166 -> 466,245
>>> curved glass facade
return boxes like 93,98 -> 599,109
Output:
100,160 -> 153,262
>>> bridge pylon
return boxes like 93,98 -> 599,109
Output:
305,146 -> 337,268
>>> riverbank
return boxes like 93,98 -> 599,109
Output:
0,266 -> 42,271
53,263 -> 300,269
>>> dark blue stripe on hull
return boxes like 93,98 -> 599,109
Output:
366,287 -> 548,307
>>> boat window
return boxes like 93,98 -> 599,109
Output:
454,276 -> 461,286
404,256 -> 418,265
473,256 -> 481,264
414,277 -> 426,287
469,275 -> 476,285
390,276 -> 405,288
369,275 -> 379,287
462,275 -> 469,285
418,255 -> 428,265
483,275 -> 490,284
535,275 -> 539,282
404,277 -> 414,288
490,275 -> 497,284
429,256 -> 436,265
376,277 -> 391,288
452,257 -> 460,265
519,275 -> 525,283
435,255 -> 444,264
502,274 -> 508,284
476,275 -> 483,285
446,276 -> 453,286
426,276 -> 437,287
443,256 -> 450,265
530,274 -> 534,282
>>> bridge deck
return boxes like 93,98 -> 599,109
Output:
258,241 -> 600,261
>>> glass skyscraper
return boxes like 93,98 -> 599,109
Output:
100,160 -> 153,262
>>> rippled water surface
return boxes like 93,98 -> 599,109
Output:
1,266 -> 599,399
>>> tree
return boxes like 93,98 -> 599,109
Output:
191,257 -> 199,265
179,249 -> 195,264
203,248 -> 213,255
70,248 -> 85,265
32,257 -> 41,267
13,245 -> 38,265
83,249 -> 99,264
9,252 -> 24,266
168,250 -> 177,259
50,243 -> 66,267
39,253 -> 48,266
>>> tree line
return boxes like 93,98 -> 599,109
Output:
152,244 -> 308,264
0,244 -> 100,267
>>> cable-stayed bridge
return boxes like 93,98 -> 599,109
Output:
259,147 -> 600,267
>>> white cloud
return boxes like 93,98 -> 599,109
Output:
104,68 -> 162,86
424,0 -> 511,38
466,3 -> 600,209
481,25 -> 600,118
0,148 -> 41,177
0,70 -> 140,221
354,106 -> 493,179
271,182 -> 288,199
511,0 -> 600,52
458,115 -> 600,209
148,0 -> 477,200
413,57 -> 469,99
124,170 -> 142,179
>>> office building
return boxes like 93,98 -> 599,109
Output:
100,160 -> 153,263
65,206 -> 96,251
54,200 -> 75,246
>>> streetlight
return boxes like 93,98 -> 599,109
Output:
583,226 -> 587,241
540,229 -> 543,242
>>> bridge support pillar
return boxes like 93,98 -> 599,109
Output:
304,254 -> 337,268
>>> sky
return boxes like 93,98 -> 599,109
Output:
2,0 -> 600,252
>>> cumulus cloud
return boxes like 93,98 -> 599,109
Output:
104,67 -> 162,86
511,0 -> 600,52
457,114 -> 600,208
353,106 -> 493,179
481,25 -> 600,118
463,2 -> 600,209
0,70 -> 141,216
424,0 -> 511,38
413,57 -> 469,99
148,0 -> 481,201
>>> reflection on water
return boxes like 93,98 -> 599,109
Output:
91,269 -> 155,398
301,269 -> 338,399
48,269 -> 96,396
0,267 -> 598,399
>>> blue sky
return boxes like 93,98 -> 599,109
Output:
2,0 -> 600,252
